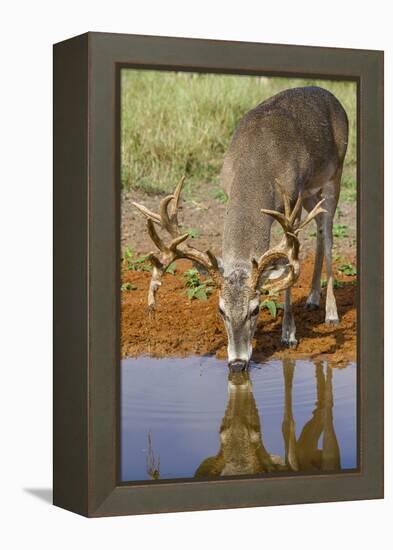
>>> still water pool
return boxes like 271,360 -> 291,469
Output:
121,357 -> 357,482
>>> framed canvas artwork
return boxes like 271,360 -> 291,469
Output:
53,32 -> 383,516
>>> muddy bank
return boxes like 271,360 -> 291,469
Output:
121,256 -> 356,363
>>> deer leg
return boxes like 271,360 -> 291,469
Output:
303,195 -> 325,310
282,359 -> 299,469
281,287 -> 297,347
322,179 -> 340,325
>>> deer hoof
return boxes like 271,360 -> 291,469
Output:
305,291 -> 320,310
281,337 -> 298,348
325,317 -> 339,326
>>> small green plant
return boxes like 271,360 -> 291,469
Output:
184,268 -> 214,301
321,279 -> 343,289
126,255 -> 152,272
124,252 -> 176,275
121,282 -> 137,292
166,262 -> 177,275
211,188 -> 228,203
261,299 -> 283,319
121,247 -> 152,272
186,227 -> 202,239
121,246 -> 134,263
338,263 -> 357,276
333,223 -> 348,239
341,174 -> 357,202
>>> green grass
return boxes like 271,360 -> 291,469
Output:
121,71 -> 357,199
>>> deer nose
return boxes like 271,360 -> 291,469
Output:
228,359 -> 248,372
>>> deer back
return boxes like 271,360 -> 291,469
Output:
221,86 -> 348,270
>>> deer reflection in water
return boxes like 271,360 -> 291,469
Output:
195,360 -> 341,478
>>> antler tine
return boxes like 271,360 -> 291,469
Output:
260,208 -> 290,232
159,176 -> 186,236
289,192 -> 303,224
173,175 -> 186,213
147,218 -> 169,254
147,218 -> 189,256
168,232 -> 190,252
296,198 -> 326,232
274,179 -> 291,218
206,249 -> 220,272
132,202 -> 161,225
250,189 -> 326,294
249,186 -> 311,293
159,194 -> 177,235
133,176 -> 223,309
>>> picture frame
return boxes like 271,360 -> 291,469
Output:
53,32 -> 384,517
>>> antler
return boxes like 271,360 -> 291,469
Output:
133,176 -> 222,309
248,180 -> 326,292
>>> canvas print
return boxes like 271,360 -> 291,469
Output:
120,70 -> 357,482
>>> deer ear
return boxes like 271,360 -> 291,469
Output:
258,260 -> 291,289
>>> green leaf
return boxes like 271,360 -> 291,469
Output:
184,268 -> 214,300
261,299 -> 284,318
127,254 -> 152,272
121,282 -> 137,292
184,268 -> 201,287
186,227 -> 201,239
121,246 -> 134,262
262,299 -> 277,318
166,262 -> 177,275
338,263 -> 357,276
186,288 -> 195,300
194,287 -> 208,300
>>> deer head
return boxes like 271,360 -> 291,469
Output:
133,177 -> 325,368
194,368 -> 282,477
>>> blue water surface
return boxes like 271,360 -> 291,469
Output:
121,357 -> 357,481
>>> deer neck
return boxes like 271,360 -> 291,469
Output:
221,183 -> 274,275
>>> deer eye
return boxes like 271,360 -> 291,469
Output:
251,305 -> 260,317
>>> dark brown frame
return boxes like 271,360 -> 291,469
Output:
53,32 -> 384,517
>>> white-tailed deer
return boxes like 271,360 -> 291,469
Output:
133,87 -> 348,369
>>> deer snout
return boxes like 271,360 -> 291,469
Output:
228,359 -> 248,372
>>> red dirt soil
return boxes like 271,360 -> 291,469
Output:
121,257 -> 357,363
